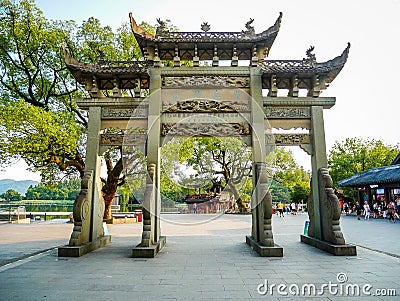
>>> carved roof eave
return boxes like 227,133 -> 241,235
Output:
261,43 -> 351,84
129,12 -> 282,50
62,45 -> 149,84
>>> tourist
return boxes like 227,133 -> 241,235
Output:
344,202 -> 349,215
297,203 -> 303,213
363,201 -> 371,220
396,196 -> 400,215
277,201 -> 284,217
394,210 -> 399,221
387,201 -> 395,223
285,203 -> 290,214
290,202 -> 297,215
373,202 -> 379,219
355,202 -> 362,220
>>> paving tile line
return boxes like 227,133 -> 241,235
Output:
350,243 -> 400,259
0,247 -> 56,272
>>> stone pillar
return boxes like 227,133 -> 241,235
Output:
309,106 -> 326,240
249,67 -> 265,243
58,106 -> 110,257
132,67 -> 166,257
246,67 -> 282,256
85,107 -> 105,241
301,106 -> 356,256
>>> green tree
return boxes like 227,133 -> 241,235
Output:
269,180 -> 291,203
1,189 -> 22,202
272,147 -> 310,190
25,178 -> 80,200
174,137 -> 252,212
290,182 -> 311,204
328,137 -> 399,188
0,0 -> 147,219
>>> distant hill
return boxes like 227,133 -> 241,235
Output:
0,179 -> 38,195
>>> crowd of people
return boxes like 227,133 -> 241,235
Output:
273,201 -> 305,217
340,196 -> 400,222
272,195 -> 400,223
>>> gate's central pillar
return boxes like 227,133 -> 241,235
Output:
58,106 -> 111,257
132,67 -> 166,257
246,67 -> 283,257
300,106 -> 356,256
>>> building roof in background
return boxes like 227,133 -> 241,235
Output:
338,164 -> 400,187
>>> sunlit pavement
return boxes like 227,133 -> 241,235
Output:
0,213 -> 399,300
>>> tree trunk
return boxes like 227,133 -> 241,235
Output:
102,155 -> 124,222
102,187 -> 117,222
229,182 -> 246,213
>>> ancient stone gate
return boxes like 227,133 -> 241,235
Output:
58,12 -> 356,257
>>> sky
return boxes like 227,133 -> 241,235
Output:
1,0 -> 399,181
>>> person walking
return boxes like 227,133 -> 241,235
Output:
290,202 -> 297,215
373,202 -> 379,219
387,201 -> 395,223
355,202 -> 362,220
396,196 -> 400,215
277,201 -> 284,217
363,201 -> 371,220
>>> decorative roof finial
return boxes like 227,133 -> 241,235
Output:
201,22 -> 210,32
306,45 -> 316,63
156,18 -> 169,36
95,47 -> 105,63
242,18 -> 255,36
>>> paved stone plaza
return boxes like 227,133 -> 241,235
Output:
0,213 -> 399,300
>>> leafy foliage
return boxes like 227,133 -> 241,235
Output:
269,180 -> 291,203
0,101 -> 84,173
328,137 -> 399,187
0,188 -> 22,201
0,0 -> 146,218
290,182 -> 311,203
25,178 -> 80,200
272,147 -> 310,190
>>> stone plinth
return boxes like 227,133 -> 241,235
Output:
300,235 -> 356,256
58,235 -> 111,257
132,236 -> 166,258
246,235 -> 283,257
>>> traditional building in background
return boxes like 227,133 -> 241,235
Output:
339,154 -> 400,207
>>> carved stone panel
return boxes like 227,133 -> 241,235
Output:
266,133 -> 310,146
264,107 -> 310,119
102,107 -> 148,119
161,88 -> 251,112
162,76 -> 250,88
161,122 -> 251,137
162,99 -> 250,113
100,134 -> 147,146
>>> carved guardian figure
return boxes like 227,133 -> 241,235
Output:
307,168 -> 345,245
69,171 -> 93,246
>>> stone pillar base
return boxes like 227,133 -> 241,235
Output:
300,235 -> 357,256
246,235 -> 283,257
132,236 -> 166,258
58,235 -> 111,257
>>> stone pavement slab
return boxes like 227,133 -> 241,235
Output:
0,213 -> 399,300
